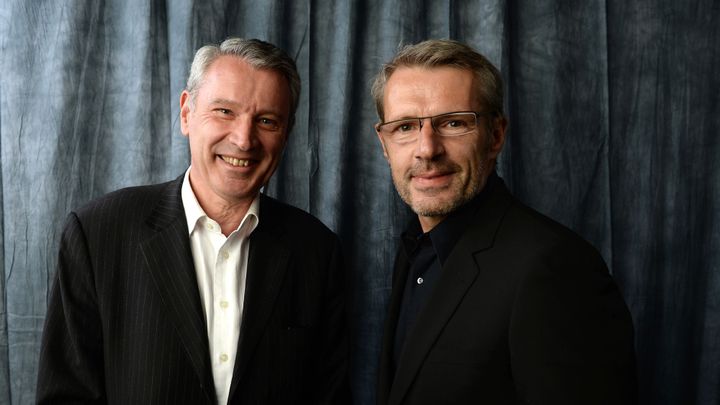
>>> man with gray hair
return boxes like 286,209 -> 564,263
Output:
373,39 -> 636,404
37,38 -> 349,404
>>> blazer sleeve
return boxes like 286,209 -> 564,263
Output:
36,213 -> 106,404
311,235 -> 352,404
508,247 -> 637,405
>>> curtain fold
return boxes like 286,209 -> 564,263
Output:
0,1 -> 717,404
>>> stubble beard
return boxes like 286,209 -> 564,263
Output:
393,158 -> 488,218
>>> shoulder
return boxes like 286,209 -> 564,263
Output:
70,177 -> 181,231
510,201 -> 599,253
260,194 -> 336,236
256,195 -> 342,272
486,189 -> 601,261
258,194 -> 340,254
474,186 -> 608,279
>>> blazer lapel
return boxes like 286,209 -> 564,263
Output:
139,177 -> 216,404
228,195 -> 291,399
388,183 -> 515,405
378,245 -> 411,405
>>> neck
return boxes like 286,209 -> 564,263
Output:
204,200 -> 254,236
418,214 -> 446,233
187,169 -> 257,236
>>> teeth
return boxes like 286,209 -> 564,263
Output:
221,156 -> 250,167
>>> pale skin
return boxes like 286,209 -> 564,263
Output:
376,66 -> 508,232
180,55 -> 291,235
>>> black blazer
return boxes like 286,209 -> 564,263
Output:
37,176 -> 349,404
377,181 -> 636,405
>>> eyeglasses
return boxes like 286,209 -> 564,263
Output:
375,111 -> 490,145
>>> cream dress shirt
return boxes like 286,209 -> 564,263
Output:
181,168 -> 259,405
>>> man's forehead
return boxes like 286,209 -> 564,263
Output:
194,57 -> 290,108
383,66 -> 479,115
203,56 -> 263,81
389,65 -> 473,80
384,66 -> 475,98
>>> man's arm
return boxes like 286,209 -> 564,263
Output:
37,213 -> 106,404
509,248 -> 637,405
312,235 -> 351,404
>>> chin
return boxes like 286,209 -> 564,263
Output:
411,189 -> 477,216
410,199 -> 454,217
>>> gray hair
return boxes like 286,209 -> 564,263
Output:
186,38 -> 301,128
371,39 -> 504,122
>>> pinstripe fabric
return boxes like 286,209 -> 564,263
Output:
37,176 -> 350,404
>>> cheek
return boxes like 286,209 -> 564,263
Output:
187,134 -> 201,154
388,160 -> 410,186
262,136 -> 287,160
386,156 -> 403,176
189,135 -> 212,156
452,142 -> 485,167
384,146 -> 410,168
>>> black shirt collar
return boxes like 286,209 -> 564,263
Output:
401,171 -> 500,265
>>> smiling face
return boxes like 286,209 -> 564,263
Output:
377,66 -> 507,231
180,55 -> 291,212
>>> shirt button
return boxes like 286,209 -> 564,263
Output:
221,250 -> 229,260
220,354 -> 228,362
205,223 -> 214,231
220,300 -> 229,309
417,277 -> 424,285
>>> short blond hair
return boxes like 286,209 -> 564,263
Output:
371,39 -> 503,122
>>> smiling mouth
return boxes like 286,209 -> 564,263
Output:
412,171 -> 452,181
220,155 -> 250,167
415,172 -> 449,179
410,171 -> 455,190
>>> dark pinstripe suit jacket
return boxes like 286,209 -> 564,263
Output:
377,181 -> 637,405
37,176 -> 349,404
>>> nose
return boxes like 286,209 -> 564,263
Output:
414,118 -> 444,160
227,117 -> 256,151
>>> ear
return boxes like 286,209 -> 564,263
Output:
375,127 -> 390,161
487,115 -> 508,160
179,90 -> 192,137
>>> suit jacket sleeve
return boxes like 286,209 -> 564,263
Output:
311,234 -> 351,404
37,213 -> 106,404
508,245 -> 637,404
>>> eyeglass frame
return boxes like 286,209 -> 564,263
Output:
374,110 -> 495,144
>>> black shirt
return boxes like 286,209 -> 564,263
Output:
392,172 -> 499,370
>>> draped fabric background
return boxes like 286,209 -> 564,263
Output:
0,1 -> 718,404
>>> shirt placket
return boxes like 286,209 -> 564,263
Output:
213,238 -> 234,371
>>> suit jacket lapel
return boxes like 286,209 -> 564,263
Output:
228,195 -> 291,398
378,244 -> 411,405
139,176 -> 216,404
388,183 -> 515,405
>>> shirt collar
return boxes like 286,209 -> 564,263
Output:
180,167 -> 260,235
401,171 -> 500,265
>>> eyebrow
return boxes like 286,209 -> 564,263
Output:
385,111 -> 474,122
208,98 -> 240,107
208,98 -> 285,118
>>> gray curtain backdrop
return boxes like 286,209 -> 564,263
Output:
1,1 -> 718,404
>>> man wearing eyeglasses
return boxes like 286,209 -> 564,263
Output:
372,39 -> 637,405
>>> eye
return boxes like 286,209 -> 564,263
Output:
213,108 -> 233,116
439,118 -> 468,129
389,120 -> 419,134
435,114 -> 476,135
257,117 -> 280,131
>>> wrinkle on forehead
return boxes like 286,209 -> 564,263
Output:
197,56 -> 291,119
383,66 -> 479,121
